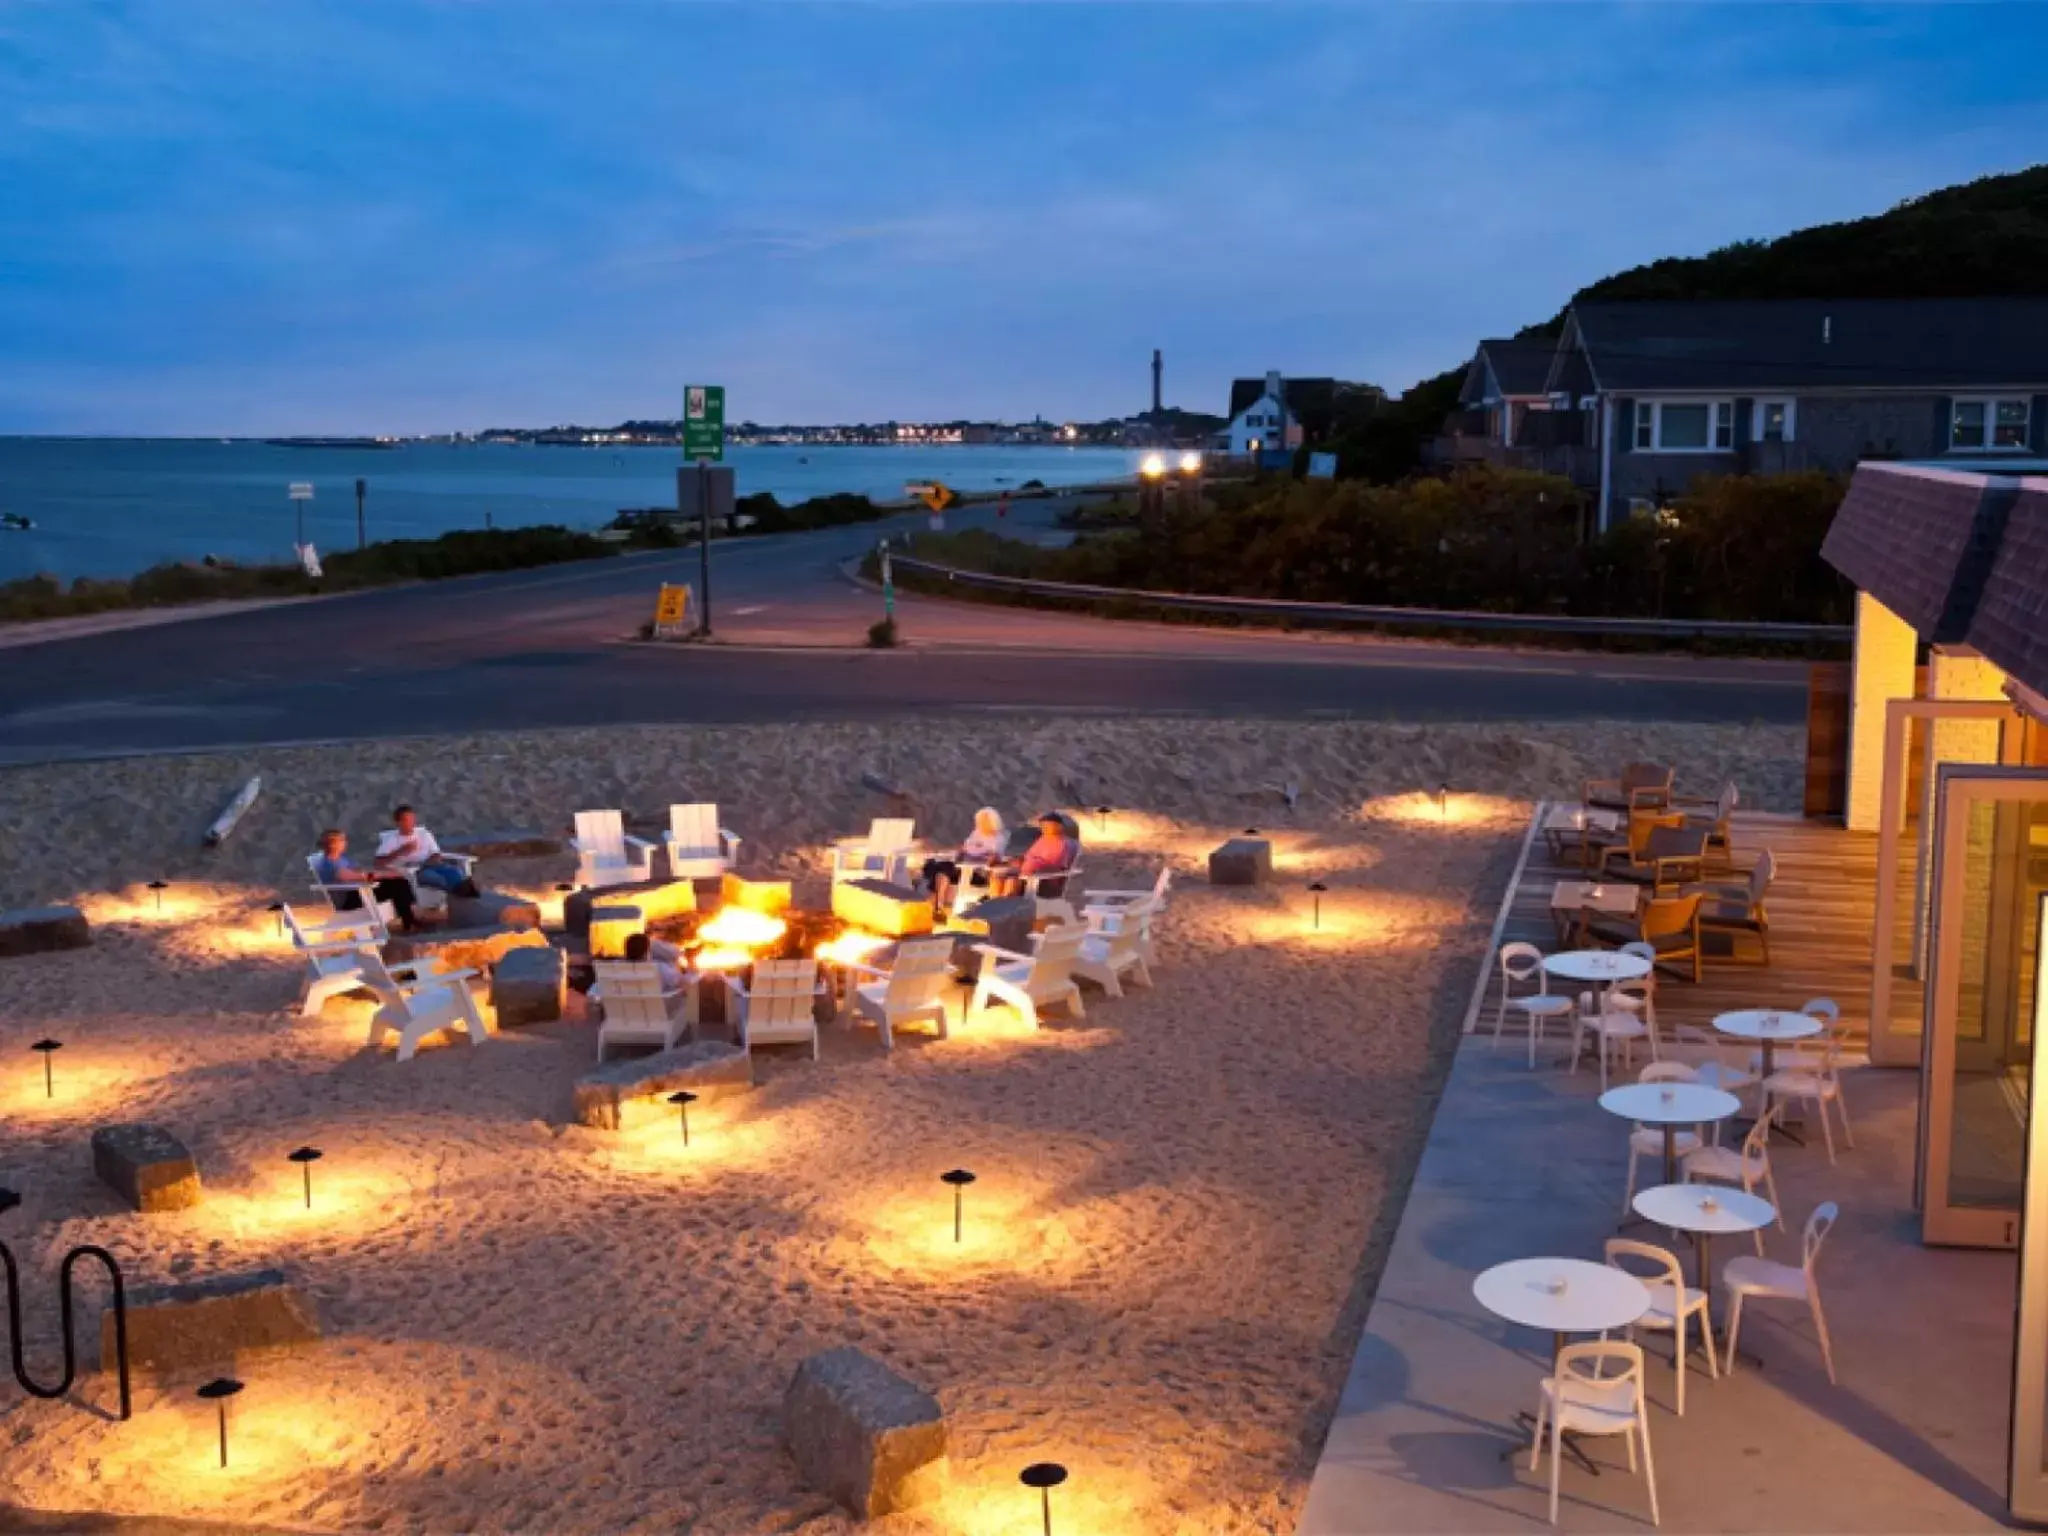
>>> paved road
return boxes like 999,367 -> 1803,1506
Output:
0,495 -> 1806,763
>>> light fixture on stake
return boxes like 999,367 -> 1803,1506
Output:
147,879 -> 168,912
286,1146 -> 323,1209
1307,881 -> 1327,931
1095,805 -> 1113,835
1020,1462 -> 1069,1536
668,1089 -> 698,1147
939,1168 -> 976,1244
197,1377 -> 244,1468
30,1039 -> 61,1099
1437,782 -> 1450,820
267,901 -> 285,937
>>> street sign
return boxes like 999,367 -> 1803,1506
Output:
652,583 -> 692,637
683,385 -> 725,462
288,483 -> 314,500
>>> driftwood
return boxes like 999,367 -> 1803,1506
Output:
202,777 -> 262,847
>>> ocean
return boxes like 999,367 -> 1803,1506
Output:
0,439 -> 1141,584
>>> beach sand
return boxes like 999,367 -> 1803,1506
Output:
0,718 -> 1798,1532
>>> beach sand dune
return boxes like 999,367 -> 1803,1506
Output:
0,719 -> 1798,1532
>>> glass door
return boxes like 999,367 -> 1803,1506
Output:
2007,890 -> 2048,1522
1920,768 -> 2048,1246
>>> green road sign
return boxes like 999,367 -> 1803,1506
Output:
683,384 -> 725,462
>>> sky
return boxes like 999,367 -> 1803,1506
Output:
1,2 -> 2045,437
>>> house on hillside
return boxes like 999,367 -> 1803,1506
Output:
1438,297 -> 2048,529
1446,339 -> 1564,451
1221,373 -> 1381,458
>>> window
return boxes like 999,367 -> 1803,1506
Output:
1756,399 -> 1795,443
1633,399 -> 1735,452
1952,397 -> 2031,451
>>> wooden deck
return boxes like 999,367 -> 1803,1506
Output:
1484,806 -> 1909,1046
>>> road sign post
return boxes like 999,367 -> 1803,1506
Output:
355,478 -> 367,549
684,385 -> 726,638
288,482 -> 313,552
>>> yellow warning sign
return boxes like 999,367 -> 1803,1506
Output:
905,481 -> 957,513
653,583 -> 691,636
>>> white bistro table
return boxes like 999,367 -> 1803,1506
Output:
1542,949 -> 1652,988
1631,1182 -> 1775,1350
1474,1257 -> 1650,1473
1714,1008 -> 1824,1142
1599,1081 -> 1741,1186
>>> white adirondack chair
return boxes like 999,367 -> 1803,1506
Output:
305,852 -> 398,932
967,923 -> 1087,1029
358,951 -> 489,1062
1074,904 -> 1155,997
730,957 -> 821,1059
573,810 -> 657,889
831,818 -> 917,885
846,937 -> 956,1050
371,827 -> 477,915
664,803 -> 741,881
282,902 -> 384,1016
593,960 -> 693,1061
1084,869 -> 1170,963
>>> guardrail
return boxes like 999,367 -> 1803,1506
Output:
886,556 -> 1853,644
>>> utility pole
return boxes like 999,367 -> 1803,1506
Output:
355,478 -> 366,550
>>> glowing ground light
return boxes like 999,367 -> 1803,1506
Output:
1020,1462 -> 1069,1536
1095,805 -> 1113,834
1438,782 -> 1450,820
196,1377 -> 243,1468
668,1089 -> 698,1147
940,1168 -> 976,1243
1307,881 -> 1327,930
286,1146 -> 323,1209
267,901 -> 285,937
30,1039 -> 60,1099
147,879 -> 168,912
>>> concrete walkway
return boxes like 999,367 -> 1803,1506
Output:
1297,1039 -> 2013,1531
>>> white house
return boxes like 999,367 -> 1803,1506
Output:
1224,371 -> 1311,457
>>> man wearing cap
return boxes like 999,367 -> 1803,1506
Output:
996,811 -> 1078,899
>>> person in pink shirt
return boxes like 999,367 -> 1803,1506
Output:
995,812 -> 1078,898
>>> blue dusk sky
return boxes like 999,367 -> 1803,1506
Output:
2,2 -> 2044,436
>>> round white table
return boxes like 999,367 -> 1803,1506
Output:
1542,949 -> 1652,985
1599,1082 -> 1741,1186
1631,1182 -> 1775,1340
1712,1008 -> 1822,1080
1474,1258 -> 1650,1474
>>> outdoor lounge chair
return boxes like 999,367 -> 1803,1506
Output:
358,951 -> 489,1062
663,802 -> 741,881
1598,811 -> 1705,891
846,936 -> 955,1050
282,901 -> 384,1016
1583,761 -> 1674,815
729,957 -> 821,1059
1074,903 -> 1154,997
1683,848 -> 1775,964
1675,780 -> 1740,867
573,809 -> 658,889
305,852 -> 399,933
593,959 -> 692,1060
830,819 -> 917,885
1589,892 -> 1703,982
967,923 -> 1087,1029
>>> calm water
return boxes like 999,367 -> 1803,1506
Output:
0,439 -> 1140,583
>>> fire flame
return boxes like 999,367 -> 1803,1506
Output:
696,907 -> 787,950
815,930 -> 891,966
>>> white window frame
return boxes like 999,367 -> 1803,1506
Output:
1754,398 -> 1797,444
1634,398 -> 1736,454
1951,396 -> 2032,452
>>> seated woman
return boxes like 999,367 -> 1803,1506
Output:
312,828 -> 419,932
992,812 -> 1078,900
921,807 -> 1007,909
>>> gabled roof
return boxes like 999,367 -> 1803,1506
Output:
1474,340 -> 1558,398
1569,298 -> 2048,393
1229,377 -> 1338,419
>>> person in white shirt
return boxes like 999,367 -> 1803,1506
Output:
375,805 -> 479,897
920,807 -> 1007,908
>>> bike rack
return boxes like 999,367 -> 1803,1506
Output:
0,1190 -> 132,1421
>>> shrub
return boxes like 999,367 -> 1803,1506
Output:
867,617 -> 898,648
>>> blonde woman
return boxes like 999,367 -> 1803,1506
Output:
922,807 -> 1007,908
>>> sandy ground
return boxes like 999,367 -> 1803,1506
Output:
0,719 -> 1800,1534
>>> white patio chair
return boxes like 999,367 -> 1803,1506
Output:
1014,856 -> 1084,904
830,818 -> 918,885
729,957 -> 821,1060
1084,866 -> 1171,918
1668,1018 -> 1755,1100
593,959 -> 692,1061
572,809 -> 657,890
371,828 -> 476,916
1724,1201 -> 1841,1384
1492,942 -> 1572,1068
1761,1029 -> 1854,1165
967,923 -> 1087,1029
1683,1106 -> 1784,1253
846,936 -> 955,1050
1083,873 -> 1170,965
358,951 -> 488,1062
282,902 -> 383,1017
1572,978 -> 1654,1091
1074,903 -> 1154,997
305,852 -> 398,932
1526,1340 -> 1659,1528
1622,1061 -> 1704,1215
663,802 -> 741,881
1606,1237 -> 1718,1416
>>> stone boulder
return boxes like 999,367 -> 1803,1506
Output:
832,879 -> 934,938
784,1346 -> 949,1518
588,903 -> 646,960
102,1267 -> 320,1375
721,873 -> 793,917
1208,836 -> 1273,887
0,905 -> 91,958
955,894 -> 1036,958
449,891 -> 543,930
572,1040 -> 752,1130
441,829 -> 565,860
92,1124 -> 202,1213
492,944 -> 566,1026
386,924 -> 547,975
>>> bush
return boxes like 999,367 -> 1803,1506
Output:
867,617 -> 898,648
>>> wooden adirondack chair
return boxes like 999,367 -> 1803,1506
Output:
730,957 -> 821,1059
847,936 -> 955,1050
664,803 -> 741,881
830,818 -> 917,885
593,960 -> 693,1061
573,809 -> 657,889
968,923 -> 1087,1029
358,951 -> 490,1061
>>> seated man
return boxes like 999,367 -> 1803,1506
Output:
992,812 -> 1079,899
312,827 -> 418,932
375,805 -> 480,898
623,931 -> 688,994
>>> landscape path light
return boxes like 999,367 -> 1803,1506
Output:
197,1377 -> 244,1468
267,901 -> 285,938
147,879 -> 168,912
668,1089 -> 698,1147
1307,881 -> 1328,931
1020,1461 -> 1069,1536
939,1168 -> 976,1244
1094,805 -> 1113,835
287,1146 -> 323,1209
30,1039 -> 61,1099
